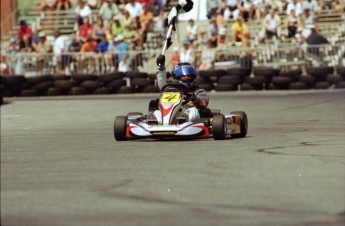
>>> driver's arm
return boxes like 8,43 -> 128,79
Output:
193,89 -> 209,108
156,55 -> 167,90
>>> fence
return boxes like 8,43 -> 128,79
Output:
1,43 -> 344,76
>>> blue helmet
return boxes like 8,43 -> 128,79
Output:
172,62 -> 197,89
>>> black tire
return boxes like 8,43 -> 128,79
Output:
289,82 -> 310,90
98,72 -> 124,82
31,81 -> 53,91
20,89 -> 38,97
196,76 -> 212,84
26,75 -> 52,85
140,85 -> 160,93
335,81 -> 345,89
336,66 -> 345,78
244,76 -> 269,85
226,68 -> 251,77
212,114 -> 227,140
114,116 -> 128,141
53,80 -> 75,89
69,86 -> 86,95
93,87 -> 111,94
107,79 -> 126,88
240,83 -> 254,91
215,84 -> 237,91
271,77 -> 291,89
116,86 -> 135,94
198,83 -> 214,91
326,74 -> 343,84
46,87 -> 62,96
230,111 -> 248,138
307,66 -> 334,77
6,75 -> 26,85
254,67 -> 280,77
314,81 -> 330,89
131,78 -> 152,86
125,72 -> 148,79
279,68 -> 302,82
80,80 -> 102,90
51,74 -> 69,80
72,74 -> 98,81
218,75 -> 243,85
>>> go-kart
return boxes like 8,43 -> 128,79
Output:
114,83 -> 248,141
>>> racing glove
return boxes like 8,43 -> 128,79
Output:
156,55 -> 166,71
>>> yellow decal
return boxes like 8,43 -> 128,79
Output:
161,92 -> 180,103
152,131 -> 176,135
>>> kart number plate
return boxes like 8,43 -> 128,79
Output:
161,92 -> 180,103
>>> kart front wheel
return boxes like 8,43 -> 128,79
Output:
213,114 -> 227,140
114,116 -> 128,141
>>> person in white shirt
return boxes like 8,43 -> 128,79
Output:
75,0 -> 92,26
286,0 -> 303,16
186,19 -> 198,42
260,8 -> 281,41
125,0 -> 144,19
302,0 -> 320,12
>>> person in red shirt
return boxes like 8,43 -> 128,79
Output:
136,0 -> 150,6
17,20 -> 33,49
56,0 -> 71,10
78,17 -> 94,43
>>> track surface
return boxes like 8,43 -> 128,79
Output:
1,90 -> 345,226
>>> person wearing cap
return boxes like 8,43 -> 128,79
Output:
99,0 -> 119,24
111,15 -> 125,37
179,37 -> 194,64
113,35 -> 131,72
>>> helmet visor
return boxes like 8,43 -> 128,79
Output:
173,66 -> 196,82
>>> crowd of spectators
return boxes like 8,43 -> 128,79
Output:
2,0 -> 344,75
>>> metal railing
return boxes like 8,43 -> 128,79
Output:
1,43 -> 344,76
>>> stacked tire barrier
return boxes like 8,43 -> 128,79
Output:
1,66 -> 345,100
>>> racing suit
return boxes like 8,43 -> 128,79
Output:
154,58 -> 209,123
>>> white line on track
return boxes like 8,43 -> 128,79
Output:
1,115 -> 22,118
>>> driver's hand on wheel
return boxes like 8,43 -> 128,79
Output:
156,55 -> 165,70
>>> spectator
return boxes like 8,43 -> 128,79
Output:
40,0 -> 56,11
114,35 -> 131,72
31,26 -> 44,46
197,28 -> 209,47
136,0 -> 150,6
260,8 -> 282,41
331,0 -> 344,12
125,0 -> 144,19
299,8 -> 318,30
122,22 -> 141,47
207,0 -> 222,19
53,30 -> 69,74
97,33 -> 114,72
78,37 -> 98,72
170,46 -> 180,69
78,17 -> 94,43
17,20 -> 33,50
302,0 -> 320,13
148,0 -> 163,17
306,25 -> 328,45
238,0 -> 255,21
223,0 -> 241,21
75,0 -> 92,26
180,37 -> 194,63
252,0 -> 265,23
198,39 -> 216,70
207,18 -> 219,37
6,37 -> 20,75
121,10 -> 134,28
99,0 -> 119,24
93,16 -> 107,42
217,26 -> 228,48
111,15 -> 125,38
33,32 -> 52,75
286,0 -> 303,16
56,0 -> 71,10
185,19 -> 198,43
231,16 -> 249,43
86,0 -> 98,9
139,4 -> 154,35
284,9 -> 299,38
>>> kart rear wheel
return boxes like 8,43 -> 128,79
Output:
114,116 -> 128,141
230,111 -> 248,138
213,114 -> 227,140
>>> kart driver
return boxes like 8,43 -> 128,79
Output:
153,54 -> 210,123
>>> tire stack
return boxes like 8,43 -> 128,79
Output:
99,72 -> 126,94
217,68 -> 250,91
197,70 -> 221,91
305,66 -> 334,89
335,66 -> 345,89
126,72 -> 158,94
248,67 -> 280,90
1,75 -> 7,104
4,75 -> 27,97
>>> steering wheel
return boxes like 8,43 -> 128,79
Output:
160,83 -> 195,105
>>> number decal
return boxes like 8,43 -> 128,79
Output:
161,92 -> 180,103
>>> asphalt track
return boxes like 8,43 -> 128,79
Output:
1,90 -> 345,226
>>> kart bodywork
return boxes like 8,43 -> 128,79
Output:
114,84 -> 248,141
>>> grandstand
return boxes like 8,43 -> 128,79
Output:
1,0 -> 345,97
